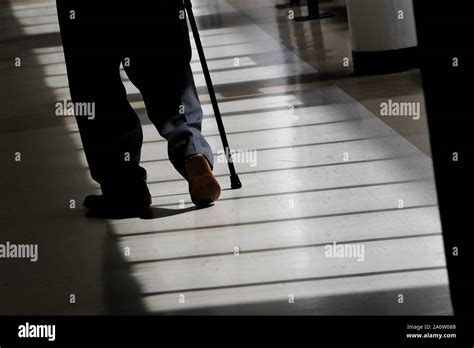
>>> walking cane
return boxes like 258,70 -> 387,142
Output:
184,0 -> 243,190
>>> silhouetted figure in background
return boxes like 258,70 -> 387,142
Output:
56,0 -> 221,217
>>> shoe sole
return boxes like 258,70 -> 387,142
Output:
186,155 -> 221,207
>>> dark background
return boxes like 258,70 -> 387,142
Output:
414,0 -> 474,317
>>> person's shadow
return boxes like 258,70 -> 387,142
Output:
100,203 -> 213,314
140,205 -> 207,220
85,204 -> 210,220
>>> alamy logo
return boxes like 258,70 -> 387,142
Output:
0,241 -> 38,262
217,149 -> 258,168
380,99 -> 420,120
18,322 -> 56,341
55,100 -> 95,120
324,242 -> 365,262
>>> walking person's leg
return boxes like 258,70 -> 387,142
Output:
122,1 -> 221,207
57,0 -> 151,216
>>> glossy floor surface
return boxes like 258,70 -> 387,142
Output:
0,0 -> 452,314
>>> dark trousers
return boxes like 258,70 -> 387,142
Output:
56,0 -> 214,198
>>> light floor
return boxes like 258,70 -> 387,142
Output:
0,0 -> 452,315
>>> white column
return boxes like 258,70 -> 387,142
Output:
346,0 -> 418,53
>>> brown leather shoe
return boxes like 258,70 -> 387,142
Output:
185,154 -> 221,207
